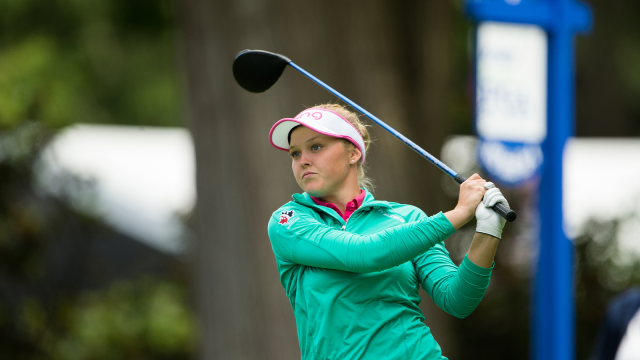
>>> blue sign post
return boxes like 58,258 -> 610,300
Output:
464,1 -> 592,359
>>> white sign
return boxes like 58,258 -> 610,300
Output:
476,22 -> 548,143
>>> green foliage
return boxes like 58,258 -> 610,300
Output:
15,278 -> 196,360
0,2 -> 192,357
0,124 -> 52,280
0,123 -> 195,359
617,41 -> 640,111
0,0 -> 181,129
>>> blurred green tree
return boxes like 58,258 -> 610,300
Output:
0,123 -> 195,359
0,0 -> 193,359
0,0 -> 181,129
10,277 -> 196,360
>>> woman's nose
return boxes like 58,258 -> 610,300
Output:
299,152 -> 311,167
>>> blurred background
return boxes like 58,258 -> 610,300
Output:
1,0 -> 639,359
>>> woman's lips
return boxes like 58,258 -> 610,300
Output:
302,172 -> 316,179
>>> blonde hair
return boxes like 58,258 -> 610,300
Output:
311,103 -> 375,193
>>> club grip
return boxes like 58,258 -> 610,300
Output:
492,202 -> 517,222
453,174 -> 517,222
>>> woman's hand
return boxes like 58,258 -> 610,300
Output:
475,184 -> 508,239
444,173 -> 487,230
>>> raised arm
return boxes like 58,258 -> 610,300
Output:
414,233 -> 498,319
268,209 -> 455,273
414,176 -> 509,318
413,245 -> 493,319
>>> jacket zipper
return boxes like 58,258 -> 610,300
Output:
343,205 -> 374,231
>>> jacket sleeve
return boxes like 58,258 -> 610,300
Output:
412,240 -> 493,319
267,207 -> 455,273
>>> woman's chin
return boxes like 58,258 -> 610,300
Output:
301,182 -> 326,197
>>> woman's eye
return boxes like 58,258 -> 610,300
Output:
290,151 -> 300,158
311,144 -> 322,151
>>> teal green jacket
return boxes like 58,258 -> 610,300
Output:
267,190 -> 493,360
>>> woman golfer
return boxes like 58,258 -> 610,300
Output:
267,104 -> 509,360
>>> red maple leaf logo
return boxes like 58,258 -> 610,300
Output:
279,216 -> 288,224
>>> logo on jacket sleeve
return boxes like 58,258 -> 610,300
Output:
279,210 -> 295,225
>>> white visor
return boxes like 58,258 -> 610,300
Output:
268,108 -> 366,163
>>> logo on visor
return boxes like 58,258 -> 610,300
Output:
294,111 -> 323,120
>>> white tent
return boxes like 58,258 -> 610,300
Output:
38,124 -> 195,254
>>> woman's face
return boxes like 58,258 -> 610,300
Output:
289,126 -> 361,197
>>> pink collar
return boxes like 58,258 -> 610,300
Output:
310,190 -> 366,223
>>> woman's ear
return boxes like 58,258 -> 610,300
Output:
349,147 -> 362,164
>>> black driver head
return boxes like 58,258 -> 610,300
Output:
232,49 -> 291,93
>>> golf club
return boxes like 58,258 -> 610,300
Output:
232,49 -> 516,222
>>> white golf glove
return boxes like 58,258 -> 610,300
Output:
475,182 -> 509,239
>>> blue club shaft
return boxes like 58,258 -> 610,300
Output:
288,62 -> 458,179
